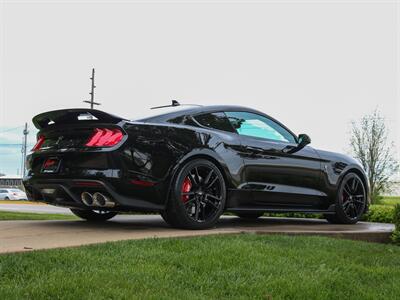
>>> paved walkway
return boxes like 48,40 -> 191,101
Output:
0,215 -> 394,254
0,203 -> 71,214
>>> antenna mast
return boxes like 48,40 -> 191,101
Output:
83,68 -> 101,109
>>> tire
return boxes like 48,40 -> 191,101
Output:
4,197 -> 9,200
70,209 -> 117,222
324,172 -> 367,224
235,212 -> 264,219
163,158 -> 226,230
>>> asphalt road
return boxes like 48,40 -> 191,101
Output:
0,215 -> 394,254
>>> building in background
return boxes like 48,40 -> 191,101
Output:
0,175 -> 23,189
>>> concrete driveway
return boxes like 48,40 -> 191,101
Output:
0,203 -> 71,214
0,215 -> 394,254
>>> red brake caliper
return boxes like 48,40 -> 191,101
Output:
181,177 -> 192,203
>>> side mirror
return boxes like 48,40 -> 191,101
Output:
298,133 -> 311,147
283,133 -> 311,154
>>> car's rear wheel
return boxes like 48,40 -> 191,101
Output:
324,172 -> 367,224
70,209 -> 117,222
162,159 -> 226,229
4,197 -> 9,200
235,212 -> 264,219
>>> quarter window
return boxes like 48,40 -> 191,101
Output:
194,112 -> 235,133
225,111 -> 296,143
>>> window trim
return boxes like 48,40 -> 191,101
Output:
224,111 -> 299,144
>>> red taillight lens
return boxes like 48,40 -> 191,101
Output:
85,128 -> 124,147
32,135 -> 46,151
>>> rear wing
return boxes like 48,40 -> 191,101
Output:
32,108 -> 127,129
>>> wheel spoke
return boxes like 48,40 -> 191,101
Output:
204,169 -> 214,185
205,193 -> 221,202
194,167 -> 201,184
184,197 -> 196,206
189,172 -> 198,186
352,178 -> 359,193
343,201 -> 351,211
351,203 -> 358,217
204,197 -> 219,209
343,184 -> 352,196
194,201 -> 200,220
206,177 -> 219,189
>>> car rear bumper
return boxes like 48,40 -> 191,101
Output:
23,177 -> 164,212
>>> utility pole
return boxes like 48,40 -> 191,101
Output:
21,123 -> 28,177
83,68 -> 101,109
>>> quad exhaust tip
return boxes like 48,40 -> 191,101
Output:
81,192 -> 94,206
80,192 -> 115,208
92,192 -> 115,208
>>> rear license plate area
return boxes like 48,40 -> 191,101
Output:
41,157 -> 61,173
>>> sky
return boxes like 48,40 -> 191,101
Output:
0,0 -> 399,176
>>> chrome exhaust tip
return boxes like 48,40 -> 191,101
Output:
92,192 -> 115,208
81,192 -> 93,206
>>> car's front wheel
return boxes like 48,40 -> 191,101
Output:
324,172 -> 367,224
162,159 -> 226,229
70,209 -> 117,222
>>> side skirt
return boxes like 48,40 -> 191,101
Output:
226,204 -> 336,215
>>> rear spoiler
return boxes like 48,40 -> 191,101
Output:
32,108 -> 127,129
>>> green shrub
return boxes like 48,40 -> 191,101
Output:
391,204 -> 400,244
362,205 -> 394,223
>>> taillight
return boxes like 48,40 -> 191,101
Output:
32,135 -> 46,151
85,128 -> 124,147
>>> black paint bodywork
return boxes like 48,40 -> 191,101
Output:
23,106 -> 369,214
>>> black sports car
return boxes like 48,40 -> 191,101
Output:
23,103 -> 369,229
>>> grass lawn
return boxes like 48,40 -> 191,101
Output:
0,234 -> 399,299
381,196 -> 400,206
0,211 -> 77,221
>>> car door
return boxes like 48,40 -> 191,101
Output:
225,111 -> 325,209
0,189 -> 7,199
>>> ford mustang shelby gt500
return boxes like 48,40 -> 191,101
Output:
23,103 -> 369,229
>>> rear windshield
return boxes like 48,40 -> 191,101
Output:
10,189 -> 22,192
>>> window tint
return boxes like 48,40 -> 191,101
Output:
194,112 -> 235,133
225,111 -> 296,143
167,115 -> 198,127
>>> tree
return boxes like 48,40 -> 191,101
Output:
350,110 -> 399,203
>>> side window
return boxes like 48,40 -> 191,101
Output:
194,112 -> 236,133
225,111 -> 296,143
167,115 -> 198,127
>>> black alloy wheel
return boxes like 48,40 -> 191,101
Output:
325,173 -> 367,224
162,159 -> 226,229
